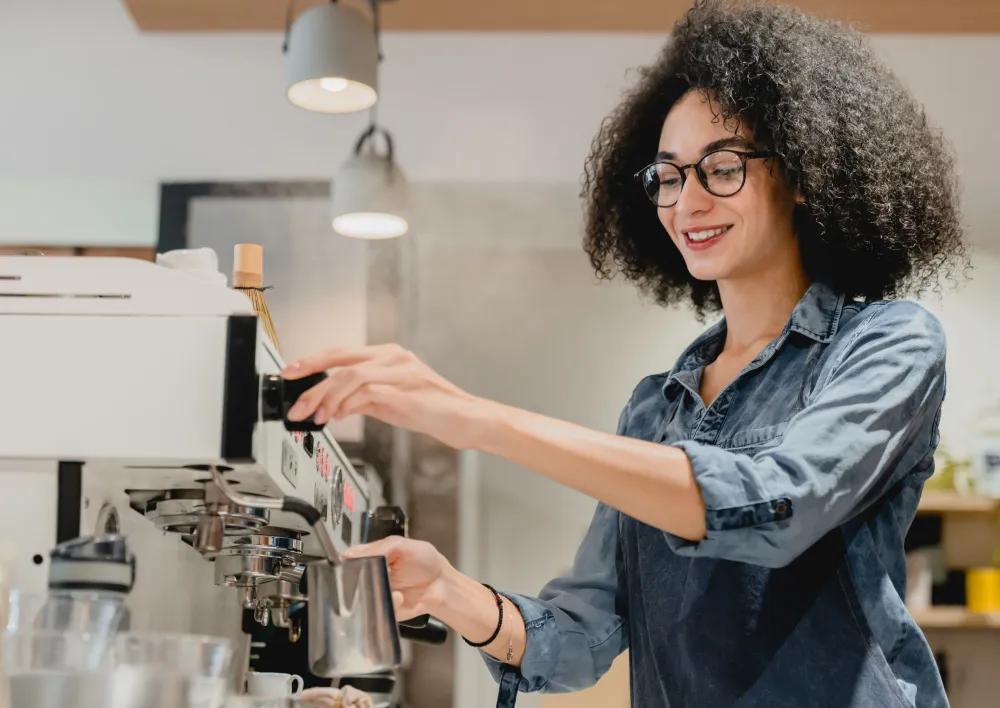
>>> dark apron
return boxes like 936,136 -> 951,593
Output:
496,665 -> 520,707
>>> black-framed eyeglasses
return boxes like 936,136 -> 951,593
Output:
633,149 -> 775,207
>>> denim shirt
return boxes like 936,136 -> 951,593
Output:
482,282 -> 949,708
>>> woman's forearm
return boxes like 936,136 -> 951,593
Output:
431,562 -> 527,666
281,346 -> 704,539
471,399 -> 707,541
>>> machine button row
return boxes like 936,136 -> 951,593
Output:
315,446 -> 333,481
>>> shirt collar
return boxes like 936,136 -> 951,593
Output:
662,281 -> 847,396
786,280 -> 846,344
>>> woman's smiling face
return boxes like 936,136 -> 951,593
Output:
655,90 -> 801,284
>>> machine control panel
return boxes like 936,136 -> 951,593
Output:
282,428 -> 369,550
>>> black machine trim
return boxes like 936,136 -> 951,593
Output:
221,315 -> 258,462
56,461 -> 83,543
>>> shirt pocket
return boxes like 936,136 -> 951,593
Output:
718,422 -> 788,454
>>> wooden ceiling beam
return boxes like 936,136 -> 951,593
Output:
121,0 -> 1000,34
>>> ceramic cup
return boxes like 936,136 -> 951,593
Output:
245,672 -> 304,698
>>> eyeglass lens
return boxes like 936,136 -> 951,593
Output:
642,150 -> 747,206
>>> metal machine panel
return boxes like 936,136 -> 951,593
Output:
0,254 -> 390,676
0,314 -> 230,461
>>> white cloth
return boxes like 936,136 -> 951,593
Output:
297,686 -> 374,708
155,247 -> 228,287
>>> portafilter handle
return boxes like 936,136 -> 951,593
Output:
260,371 -> 329,432
209,466 -> 341,565
399,614 -> 449,645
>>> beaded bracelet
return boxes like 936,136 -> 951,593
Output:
462,583 -> 504,648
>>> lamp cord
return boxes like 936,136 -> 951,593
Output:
358,0 -> 392,163
353,122 -> 395,162
281,0 -> 297,53
370,0 -> 385,63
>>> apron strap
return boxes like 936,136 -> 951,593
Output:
495,664 -> 521,708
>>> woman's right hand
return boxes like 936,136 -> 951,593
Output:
342,536 -> 451,622
346,534 -> 528,665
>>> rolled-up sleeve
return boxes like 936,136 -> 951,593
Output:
668,301 -> 946,568
479,501 -> 629,693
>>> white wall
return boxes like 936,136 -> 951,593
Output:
0,2 -> 999,246
0,178 -> 156,245
920,247 -> 1000,454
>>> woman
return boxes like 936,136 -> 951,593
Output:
284,2 -> 964,705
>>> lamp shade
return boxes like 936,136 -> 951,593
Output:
331,152 -> 409,239
285,3 -> 378,114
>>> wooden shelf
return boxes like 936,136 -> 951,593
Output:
912,606 -> 1000,630
917,490 -> 1000,515
0,246 -> 155,261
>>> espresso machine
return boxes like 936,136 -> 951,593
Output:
0,253 -> 438,700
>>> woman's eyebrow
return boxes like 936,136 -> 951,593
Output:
656,136 -> 755,161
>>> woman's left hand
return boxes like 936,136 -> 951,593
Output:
281,344 -> 491,450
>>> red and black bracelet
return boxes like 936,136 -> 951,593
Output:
462,583 -> 504,648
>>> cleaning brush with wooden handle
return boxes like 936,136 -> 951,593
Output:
233,243 -> 281,352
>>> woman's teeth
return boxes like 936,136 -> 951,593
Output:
686,226 -> 731,242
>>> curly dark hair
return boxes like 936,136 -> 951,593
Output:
583,0 -> 966,316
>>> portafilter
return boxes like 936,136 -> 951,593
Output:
209,468 -> 401,678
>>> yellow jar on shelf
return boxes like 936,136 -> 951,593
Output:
966,568 -> 1000,612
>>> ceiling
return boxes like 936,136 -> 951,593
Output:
123,0 -> 1000,33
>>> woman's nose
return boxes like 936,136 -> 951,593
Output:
673,172 -> 714,216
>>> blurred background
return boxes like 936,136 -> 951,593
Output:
1,1 -> 999,706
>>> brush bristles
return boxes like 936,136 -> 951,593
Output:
236,287 -> 280,351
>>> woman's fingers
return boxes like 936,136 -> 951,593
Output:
284,377 -> 332,421
344,541 -> 419,618
286,364 -> 397,422
284,346 -> 418,422
331,383 -> 376,421
282,343 -> 412,380
281,347 -> 371,379
391,590 -> 424,622
333,383 -> 402,422
341,536 -> 404,561
314,366 -> 406,424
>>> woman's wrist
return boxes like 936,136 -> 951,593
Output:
426,562 -> 498,636
460,396 -> 513,454
427,560 -> 478,621
426,558 -> 526,665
